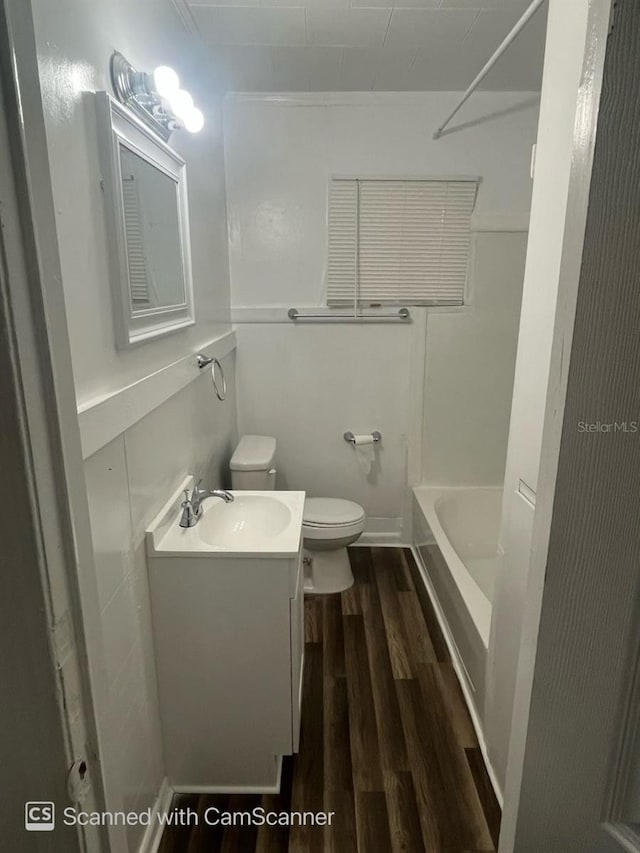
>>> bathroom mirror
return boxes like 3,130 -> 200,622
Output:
95,92 -> 194,347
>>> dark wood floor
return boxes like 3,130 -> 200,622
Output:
158,547 -> 500,852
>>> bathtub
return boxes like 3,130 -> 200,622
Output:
413,486 -> 502,713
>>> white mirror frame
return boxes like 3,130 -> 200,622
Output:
95,92 -> 195,348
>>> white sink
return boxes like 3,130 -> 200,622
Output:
197,494 -> 292,547
146,478 -> 305,558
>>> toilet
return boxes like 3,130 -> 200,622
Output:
230,435 -> 365,593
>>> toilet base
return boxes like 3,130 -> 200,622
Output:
303,547 -> 354,594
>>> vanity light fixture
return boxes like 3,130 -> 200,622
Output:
110,51 -> 204,141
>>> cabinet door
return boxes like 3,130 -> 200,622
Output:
290,557 -> 304,752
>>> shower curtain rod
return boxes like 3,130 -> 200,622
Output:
433,0 -> 546,140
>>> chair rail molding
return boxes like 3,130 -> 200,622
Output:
78,330 -> 236,458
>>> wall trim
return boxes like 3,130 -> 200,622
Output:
78,330 -> 236,459
224,91 -> 541,109
410,545 -> 504,808
471,213 -> 530,232
357,515 -> 405,546
405,309 -> 428,539
136,777 -> 173,853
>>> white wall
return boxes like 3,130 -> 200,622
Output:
234,322 -> 411,535
225,92 -> 539,535
422,231 -> 527,487
83,357 -> 237,852
32,0 -> 232,409
226,92 -> 537,308
31,3 -> 237,849
485,0 -> 593,798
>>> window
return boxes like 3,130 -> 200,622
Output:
121,172 -> 151,308
327,178 -> 478,307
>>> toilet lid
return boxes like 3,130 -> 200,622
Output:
303,498 -> 365,527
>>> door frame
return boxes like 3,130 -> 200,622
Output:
500,0 -> 640,849
0,0 -> 108,848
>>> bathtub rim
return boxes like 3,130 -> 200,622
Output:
413,485 -> 498,648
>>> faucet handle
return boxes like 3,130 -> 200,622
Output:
191,478 -> 204,499
182,489 -> 191,506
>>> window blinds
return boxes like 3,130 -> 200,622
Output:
327,178 -> 477,307
122,175 -> 151,308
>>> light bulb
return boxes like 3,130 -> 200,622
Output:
169,89 -> 194,121
183,107 -> 204,133
153,65 -> 180,98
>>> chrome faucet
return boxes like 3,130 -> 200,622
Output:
179,479 -> 234,528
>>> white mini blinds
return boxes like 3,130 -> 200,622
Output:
121,174 -> 151,308
326,178 -> 478,307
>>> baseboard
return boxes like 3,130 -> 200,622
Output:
356,532 -> 406,546
137,777 -> 173,853
136,758 -> 283,852
410,546 -> 504,808
173,755 -> 283,795
357,516 -> 406,546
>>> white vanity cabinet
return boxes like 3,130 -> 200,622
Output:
145,482 -> 306,791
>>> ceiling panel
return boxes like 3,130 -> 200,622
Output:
187,0 -> 257,7
306,9 -> 392,47
463,6 -> 546,88
191,6 -> 306,44
409,46 -> 479,90
334,45 -> 420,90
207,44 -> 274,89
370,46 -> 421,90
180,0 -> 547,91
270,45 -> 346,89
385,8 -> 478,49
440,0 -> 530,9
264,0 -> 349,8
351,0 -> 439,8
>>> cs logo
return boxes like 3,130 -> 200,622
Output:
25,802 -> 55,831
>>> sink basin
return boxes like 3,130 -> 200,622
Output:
146,478 -> 305,558
197,494 -> 292,547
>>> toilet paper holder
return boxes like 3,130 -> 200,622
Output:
344,431 -> 381,444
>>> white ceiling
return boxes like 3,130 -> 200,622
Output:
176,0 -> 546,92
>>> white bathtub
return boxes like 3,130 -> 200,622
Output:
413,486 -> 502,712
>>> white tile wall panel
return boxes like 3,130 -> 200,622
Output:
84,437 -> 131,613
81,353 -> 237,852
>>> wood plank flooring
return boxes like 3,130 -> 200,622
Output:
158,547 -> 500,852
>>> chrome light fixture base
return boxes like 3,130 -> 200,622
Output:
110,51 -> 175,142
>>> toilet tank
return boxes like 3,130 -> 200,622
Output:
230,435 -> 277,490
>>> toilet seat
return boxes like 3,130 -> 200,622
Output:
303,497 -> 365,525
303,498 -> 366,541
